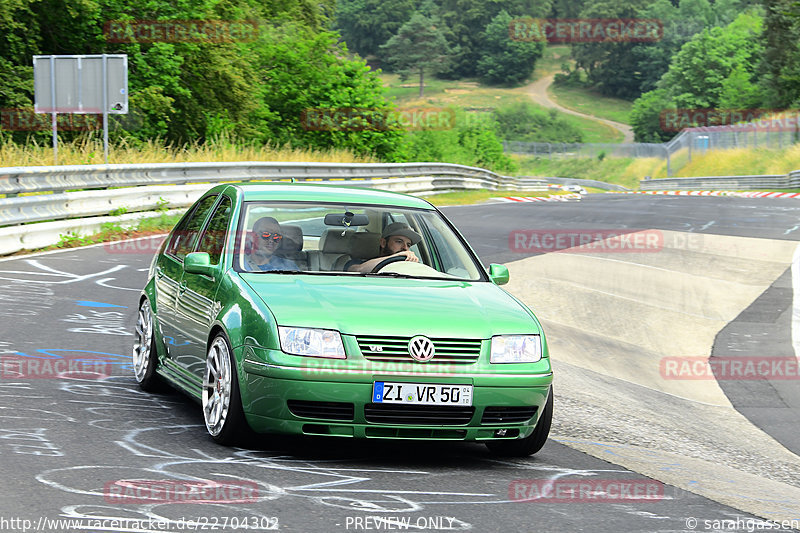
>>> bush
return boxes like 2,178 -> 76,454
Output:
401,109 -> 516,173
493,102 -> 583,143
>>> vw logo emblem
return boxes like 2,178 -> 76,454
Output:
408,336 -> 435,362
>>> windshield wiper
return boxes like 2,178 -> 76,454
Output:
360,271 -> 414,278
249,270 -> 358,276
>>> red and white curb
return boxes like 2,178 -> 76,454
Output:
616,190 -> 800,198
730,191 -> 800,199
496,194 -> 582,202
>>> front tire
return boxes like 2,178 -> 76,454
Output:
202,333 -> 249,445
486,387 -> 553,457
132,299 -> 162,391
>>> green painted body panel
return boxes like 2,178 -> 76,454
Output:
238,273 -> 541,338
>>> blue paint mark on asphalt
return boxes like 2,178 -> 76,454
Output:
75,300 -> 127,308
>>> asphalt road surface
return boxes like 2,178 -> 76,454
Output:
0,193 -> 798,533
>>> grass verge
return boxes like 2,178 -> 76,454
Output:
548,84 -> 633,125
513,156 -> 663,190
30,212 -> 182,256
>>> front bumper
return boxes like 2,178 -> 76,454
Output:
240,346 -> 553,441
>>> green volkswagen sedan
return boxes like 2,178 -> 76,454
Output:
133,183 -> 553,456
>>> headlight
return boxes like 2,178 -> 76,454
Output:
490,335 -> 542,363
278,327 -> 346,359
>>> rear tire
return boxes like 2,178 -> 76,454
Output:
202,333 -> 250,445
132,299 -> 163,392
486,387 -> 553,457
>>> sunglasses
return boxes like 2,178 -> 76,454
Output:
259,232 -> 283,242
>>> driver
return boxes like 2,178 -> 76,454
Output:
245,217 -> 299,272
346,222 -> 421,273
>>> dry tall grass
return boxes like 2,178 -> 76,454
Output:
0,137 -> 377,167
676,146 -> 800,177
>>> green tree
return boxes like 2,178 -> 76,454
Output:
436,0 -> 551,78
759,0 -> 800,107
476,10 -> 545,85
335,0 -> 417,60
659,11 -> 763,109
380,12 -> 452,97
630,10 -> 765,141
718,64 -> 763,109
630,88 -> 673,142
256,24 -> 404,159
563,0 -> 759,100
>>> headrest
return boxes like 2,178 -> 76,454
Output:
279,225 -> 303,252
349,232 -> 381,260
319,229 -> 353,254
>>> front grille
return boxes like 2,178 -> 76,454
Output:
287,400 -> 354,421
364,403 -> 475,425
357,336 -> 482,364
481,406 -> 538,424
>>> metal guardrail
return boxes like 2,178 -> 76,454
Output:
639,174 -> 799,190
0,161 -> 527,195
0,161 -> 547,227
0,161 -> 548,255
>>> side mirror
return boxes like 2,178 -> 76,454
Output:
184,252 -> 215,278
488,264 -> 509,285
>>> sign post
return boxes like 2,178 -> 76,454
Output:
33,54 -> 128,164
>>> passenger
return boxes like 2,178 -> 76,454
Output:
346,222 -> 421,273
245,217 -> 299,271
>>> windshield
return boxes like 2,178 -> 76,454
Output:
233,201 -> 485,281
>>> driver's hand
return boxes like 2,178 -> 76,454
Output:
393,250 -> 419,262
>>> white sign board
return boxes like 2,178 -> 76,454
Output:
33,54 -> 128,114
32,54 -> 128,164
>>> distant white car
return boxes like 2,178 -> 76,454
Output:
563,185 -> 587,194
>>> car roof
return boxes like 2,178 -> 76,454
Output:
218,182 -> 436,209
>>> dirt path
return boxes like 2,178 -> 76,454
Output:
524,74 -> 635,143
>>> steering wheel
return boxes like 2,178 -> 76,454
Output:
370,255 -> 407,273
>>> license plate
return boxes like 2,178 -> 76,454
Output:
372,382 -> 473,406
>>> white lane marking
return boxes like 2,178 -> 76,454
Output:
793,243 -> 800,361
0,260 -> 126,284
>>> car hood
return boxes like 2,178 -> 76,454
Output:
239,274 -> 539,338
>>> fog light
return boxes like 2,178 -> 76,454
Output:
495,429 -> 508,437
